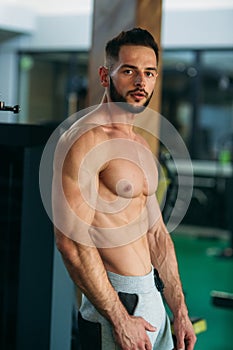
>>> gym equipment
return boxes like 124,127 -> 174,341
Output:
0,122 -> 75,350
158,151 -> 207,339
0,100 -> 20,114
211,290 -> 233,310
217,133 -> 233,258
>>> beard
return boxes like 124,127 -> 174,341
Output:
109,77 -> 153,114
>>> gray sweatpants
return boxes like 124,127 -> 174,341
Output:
78,268 -> 174,350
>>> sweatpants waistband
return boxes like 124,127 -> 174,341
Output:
107,268 -> 156,294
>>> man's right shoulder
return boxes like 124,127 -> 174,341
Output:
55,121 -> 108,159
66,123 -> 108,148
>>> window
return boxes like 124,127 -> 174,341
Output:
162,49 -> 233,161
18,52 -> 89,124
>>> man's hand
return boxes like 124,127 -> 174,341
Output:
172,314 -> 197,350
113,315 -> 156,350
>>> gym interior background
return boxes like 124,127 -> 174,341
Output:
0,0 -> 233,349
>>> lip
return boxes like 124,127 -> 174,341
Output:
130,91 -> 146,100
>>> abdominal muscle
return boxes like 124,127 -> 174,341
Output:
92,194 -> 152,276
98,235 -> 152,276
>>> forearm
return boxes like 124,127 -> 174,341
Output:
147,204 -> 196,349
55,231 -> 130,327
147,216 -> 188,317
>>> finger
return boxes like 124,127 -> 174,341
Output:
144,320 -> 156,332
175,335 -> 185,350
185,336 -> 196,350
176,344 -> 185,350
144,335 -> 152,350
145,342 -> 152,350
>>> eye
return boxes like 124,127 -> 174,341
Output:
145,71 -> 154,77
124,69 -> 132,75
123,69 -> 133,75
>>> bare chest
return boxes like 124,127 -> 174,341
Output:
99,140 -> 158,198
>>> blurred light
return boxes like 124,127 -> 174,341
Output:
187,67 -> 197,77
20,55 -> 34,71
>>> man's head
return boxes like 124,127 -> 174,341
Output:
100,28 -> 159,113
105,27 -> 159,70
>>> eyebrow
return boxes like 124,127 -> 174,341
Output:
120,64 -> 158,72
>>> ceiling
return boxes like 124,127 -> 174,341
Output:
0,0 -> 233,16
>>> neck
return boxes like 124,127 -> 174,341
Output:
106,101 -> 135,134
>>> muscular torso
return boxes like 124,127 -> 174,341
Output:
88,123 -> 158,276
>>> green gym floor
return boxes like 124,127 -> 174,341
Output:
170,228 -> 233,350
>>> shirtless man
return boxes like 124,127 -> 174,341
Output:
52,28 -> 196,350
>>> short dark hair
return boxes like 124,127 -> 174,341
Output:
105,27 -> 159,68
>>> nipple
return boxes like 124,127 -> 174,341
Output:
124,184 -> 132,192
116,179 -> 133,198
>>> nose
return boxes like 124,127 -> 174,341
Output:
134,71 -> 145,87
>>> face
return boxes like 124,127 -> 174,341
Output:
105,45 -> 158,113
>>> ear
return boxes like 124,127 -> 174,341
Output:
99,66 -> 109,87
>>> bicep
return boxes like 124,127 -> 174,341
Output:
52,139 -> 99,246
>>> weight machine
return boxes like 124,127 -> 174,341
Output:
0,100 -> 20,114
